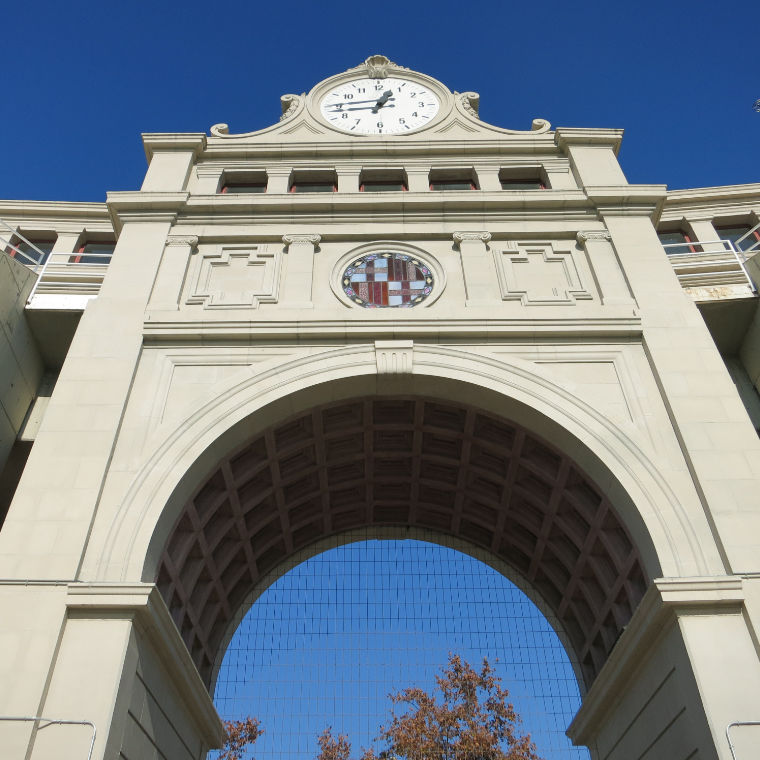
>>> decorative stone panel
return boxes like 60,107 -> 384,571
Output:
494,241 -> 593,305
186,245 -> 281,309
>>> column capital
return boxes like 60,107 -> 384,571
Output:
453,231 -> 491,245
282,234 -> 321,247
165,235 -> 198,248
576,230 -> 611,245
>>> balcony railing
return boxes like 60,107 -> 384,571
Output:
1,220 -> 111,308
662,238 -> 756,295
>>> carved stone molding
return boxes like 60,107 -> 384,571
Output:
165,235 -> 198,248
459,92 -> 480,119
453,231 -> 492,245
279,94 -> 301,121
282,234 -> 321,248
577,231 -> 612,245
351,54 -> 409,79
375,340 -> 413,374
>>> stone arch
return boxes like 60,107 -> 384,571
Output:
156,395 -> 648,690
91,346 -> 722,687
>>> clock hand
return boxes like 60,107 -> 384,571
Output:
371,90 -> 394,113
330,104 -> 397,113
326,96 -> 396,108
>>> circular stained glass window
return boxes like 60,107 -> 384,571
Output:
342,251 -> 434,308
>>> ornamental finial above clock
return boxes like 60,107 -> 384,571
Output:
351,54 -> 409,80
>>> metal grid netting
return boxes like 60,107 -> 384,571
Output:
211,537 -> 589,760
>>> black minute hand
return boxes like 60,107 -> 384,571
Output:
371,90 -> 394,113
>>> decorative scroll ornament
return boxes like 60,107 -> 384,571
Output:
279,94 -> 301,121
459,92 -> 480,119
209,94 -> 304,137
531,118 -> 551,133
576,230 -> 612,245
350,54 -> 409,80
453,231 -> 492,245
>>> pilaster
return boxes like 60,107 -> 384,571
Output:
576,230 -> 636,306
453,231 -> 498,305
148,235 -> 198,311
281,234 -> 321,308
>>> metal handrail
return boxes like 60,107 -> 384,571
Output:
26,250 -> 112,304
727,720 -> 760,760
0,219 -> 50,270
662,238 -> 756,293
0,715 -> 96,760
733,221 -> 760,254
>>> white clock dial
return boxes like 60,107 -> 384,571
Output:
320,77 -> 440,135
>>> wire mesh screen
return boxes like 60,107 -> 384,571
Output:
212,534 -> 589,760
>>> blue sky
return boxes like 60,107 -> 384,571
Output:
214,540 -> 587,760
2,0 -> 758,202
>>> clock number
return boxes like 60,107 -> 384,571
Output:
410,92 -> 416,97
344,94 -> 354,100
342,113 -> 348,119
377,122 -> 384,128
418,101 -> 425,107
398,118 -> 405,124
375,83 -> 384,90
412,112 -> 418,117
357,87 -> 365,93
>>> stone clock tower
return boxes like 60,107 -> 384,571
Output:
1,56 -> 760,759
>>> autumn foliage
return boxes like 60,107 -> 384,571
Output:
219,717 -> 263,760
217,655 -> 541,760
316,655 -> 541,760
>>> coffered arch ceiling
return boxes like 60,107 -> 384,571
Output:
157,397 -> 648,691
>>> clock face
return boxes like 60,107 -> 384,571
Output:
320,77 -> 440,135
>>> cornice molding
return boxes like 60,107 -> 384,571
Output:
141,313 -> 643,343
141,133 -> 207,161
554,127 -> 624,155
107,191 -> 187,232
585,184 -> 667,220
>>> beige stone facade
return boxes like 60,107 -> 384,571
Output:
1,56 -> 759,759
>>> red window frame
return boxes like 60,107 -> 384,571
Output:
715,224 -> 760,251
658,231 -> 699,254
6,237 -> 55,263
69,241 -> 116,264
288,181 -> 338,193
429,179 -> 477,191
359,180 -> 408,192
499,178 -> 547,190
220,182 -> 268,194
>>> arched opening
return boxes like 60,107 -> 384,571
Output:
212,532 -> 590,759
155,396 -> 649,696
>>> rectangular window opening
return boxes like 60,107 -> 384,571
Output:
498,168 -> 548,190
70,239 -> 116,264
429,170 -> 477,191
220,171 -> 268,194
4,234 -> 56,266
657,230 -> 701,255
289,171 -> 338,193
